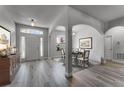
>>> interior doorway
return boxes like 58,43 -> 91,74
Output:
104,35 -> 112,61
20,28 -> 44,62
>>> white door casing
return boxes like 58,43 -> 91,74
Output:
104,35 -> 112,61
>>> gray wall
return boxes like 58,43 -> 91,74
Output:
16,23 -> 49,59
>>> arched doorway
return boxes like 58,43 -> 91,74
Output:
49,25 -> 66,58
105,26 -> 124,63
72,24 -> 104,64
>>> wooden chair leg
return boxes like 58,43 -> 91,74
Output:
82,61 -> 85,68
87,61 -> 89,66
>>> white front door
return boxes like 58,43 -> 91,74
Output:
26,35 -> 40,61
104,36 -> 112,61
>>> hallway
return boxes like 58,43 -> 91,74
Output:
6,60 -> 124,87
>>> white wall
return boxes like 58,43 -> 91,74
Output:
73,25 -> 104,64
0,6 -> 16,47
105,26 -> 124,60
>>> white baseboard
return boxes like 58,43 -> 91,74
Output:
89,59 -> 101,65
49,56 -> 62,59
112,59 -> 124,64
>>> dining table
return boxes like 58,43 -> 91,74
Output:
72,51 -> 84,66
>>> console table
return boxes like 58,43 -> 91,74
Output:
0,54 -> 20,86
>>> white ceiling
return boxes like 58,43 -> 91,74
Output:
4,5 -> 66,28
3,5 -> 124,29
71,5 -> 124,22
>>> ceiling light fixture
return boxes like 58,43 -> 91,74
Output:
31,18 -> 35,26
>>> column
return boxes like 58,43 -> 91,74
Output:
65,23 -> 72,78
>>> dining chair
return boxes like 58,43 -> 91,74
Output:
77,50 -> 90,68
77,51 -> 84,65
72,52 -> 77,65
72,48 -> 81,66
60,48 -> 65,64
79,48 -> 84,52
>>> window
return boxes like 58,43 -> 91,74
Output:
40,38 -> 43,56
20,28 -> 43,35
20,36 -> 25,59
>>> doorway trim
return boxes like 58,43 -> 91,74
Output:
104,35 -> 113,62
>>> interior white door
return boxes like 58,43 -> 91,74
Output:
104,36 -> 112,61
26,35 -> 40,61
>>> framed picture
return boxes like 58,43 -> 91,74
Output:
0,26 -> 11,50
56,35 -> 65,44
79,37 -> 92,49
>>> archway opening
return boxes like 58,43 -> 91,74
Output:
72,24 -> 104,65
105,26 -> 124,63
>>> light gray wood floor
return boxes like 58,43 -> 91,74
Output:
6,60 -> 124,87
